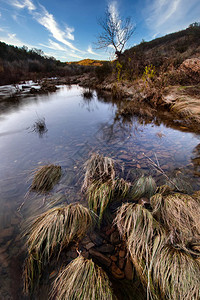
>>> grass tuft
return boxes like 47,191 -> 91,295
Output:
82,153 -> 115,191
115,203 -> 164,295
151,191 -> 200,245
30,164 -> 61,193
152,245 -> 200,300
131,175 -> 157,200
24,203 -> 93,294
87,178 -> 130,225
51,255 -> 114,300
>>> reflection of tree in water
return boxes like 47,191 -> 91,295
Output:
192,143 -> 200,176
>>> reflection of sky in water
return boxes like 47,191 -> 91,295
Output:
0,84 -> 200,299
0,85 -> 199,194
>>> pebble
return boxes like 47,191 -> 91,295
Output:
110,255 -> 118,262
110,231 -> 120,245
0,227 -> 14,239
119,250 -> 125,258
89,249 -> 111,267
85,242 -> 95,250
95,244 -> 114,253
118,257 -> 125,270
89,232 -> 103,246
111,262 -> 125,279
124,257 -> 134,281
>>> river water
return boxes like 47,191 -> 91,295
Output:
0,84 -> 199,299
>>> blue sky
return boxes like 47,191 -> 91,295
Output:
0,0 -> 199,62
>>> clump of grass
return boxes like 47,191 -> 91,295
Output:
51,255 -> 114,300
30,164 -> 61,193
87,178 -> 130,225
24,204 -> 93,294
115,203 -> 164,295
32,117 -> 48,137
151,191 -> 200,245
131,175 -> 157,200
152,245 -> 200,300
82,153 -> 115,191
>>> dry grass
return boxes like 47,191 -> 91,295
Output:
192,190 -> 200,202
51,255 -> 113,300
115,203 -> 164,297
115,199 -> 200,299
131,175 -> 157,200
152,245 -> 200,300
171,94 -> 200,123
151,192 -> 200,245
31,117 -> 48,137
24,203 -> 93,294
87,178 -> 130,224
30,164 -> 61,193
82,153 -> 115,191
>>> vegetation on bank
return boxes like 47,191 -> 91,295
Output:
0,42 -> 96,85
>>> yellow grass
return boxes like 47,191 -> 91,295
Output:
24,203 -> 93,294
51,255 -> 113,300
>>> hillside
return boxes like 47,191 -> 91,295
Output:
67,59 -> 107,67
121,25 -> 200,78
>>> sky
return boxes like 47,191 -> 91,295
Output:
0,0 -> 199,62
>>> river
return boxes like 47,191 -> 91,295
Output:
0,84 -> 199,299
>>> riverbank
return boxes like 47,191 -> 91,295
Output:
71,57 -> 200,133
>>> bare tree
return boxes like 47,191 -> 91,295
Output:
96,3 -> 135,58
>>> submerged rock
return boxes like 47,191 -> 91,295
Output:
89,248 -> 111,267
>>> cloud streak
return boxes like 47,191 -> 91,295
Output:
87,45 -> 100,56
145,0 -> 200,37
12,0 -> 36,11
34,6 -> 79,51
9,0 -> 82,53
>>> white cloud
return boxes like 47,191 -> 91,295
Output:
39,39 -> 66,51
8,0 -> 81,52
65,25 -> 74,41
67,52 -> 84,59
87,45 -> 100,56
12,0 -> 36,11
0,32 -> 33,48
145,0 -> 200,37
108,1 -> 119,24
33,6 -> 81,52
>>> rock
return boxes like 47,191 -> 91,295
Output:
111,262 -> 125,279
0,227 -> 14,239
179,58 -> 200,82
85,242 -> 95,250
119,250 -> 125,258
110,255 -> 118,262
125,257 -> 134,281
89,232 -> 103,246
118,257 -> 125,270
110,231 -> 120,245
95,244 -> 114,253
81,250 -> 89,259
89,249 -> 111,267
81,236 -> 91,246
